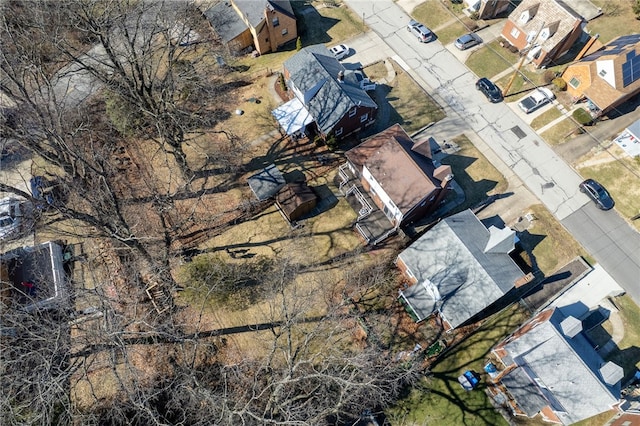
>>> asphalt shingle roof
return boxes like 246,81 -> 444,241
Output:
398,209 -> 523,328
284,45 -> 377,134
502,308 -> 621,424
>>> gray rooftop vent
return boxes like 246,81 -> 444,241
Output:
600,361 -> 624,386
559,315 -> 582,338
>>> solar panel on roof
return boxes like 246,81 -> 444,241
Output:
622,51 -> 640,87
583,34 -> 640,61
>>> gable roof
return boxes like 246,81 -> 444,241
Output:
344,124 -> 441,214
247,164 -> 286,200
577,34 -> 640,110
204,1 -> 248,43
507,0 -> 583,50
234,0 -> 295,28
284,45 -> 377,134
398,209 -> 523,328
276,182 -> 317,217
499,308 -> 621,424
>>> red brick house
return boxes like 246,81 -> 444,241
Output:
500,0 -> 584,68
339,124 -> 452,244
204,0 -> 297,55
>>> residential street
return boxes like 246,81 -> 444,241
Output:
344,0 -> 640,305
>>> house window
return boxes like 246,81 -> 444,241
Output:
539,28 -> 550,42
569,77 -> 580,88
519,11 -> 530,24
510,27 -> 520,39
405,269 -> 415,279
349,107 -> 357,118
335,127 -> 343,137
282,28 -> 288,36
599,69 -> 607,77
272,17 -> 279,27
360,113 -> 368,123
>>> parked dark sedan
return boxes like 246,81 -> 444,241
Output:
475,78 -> 503,103
579,179 -> 614,210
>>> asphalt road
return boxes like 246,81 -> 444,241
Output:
345,0 -> 640,305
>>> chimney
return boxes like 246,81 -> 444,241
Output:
514,272 -> 534,288
337,70 -> 344,83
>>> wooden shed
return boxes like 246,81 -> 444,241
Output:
276,182 -> 318,222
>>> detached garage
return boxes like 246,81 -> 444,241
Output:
276,182 -> 318,222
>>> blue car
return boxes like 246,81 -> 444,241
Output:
458,370 -> 480,390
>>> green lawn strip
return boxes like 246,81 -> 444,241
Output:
440,135 -> 508,212
385,61 -> 446,134
529,108 -> 563,130
604,295 -> 640,382
498,69 -> 548,102
435,21 -> 468,46
540,118 -> 580,145
388,304 -> 529,425
465,40 -> 519,79
577,160 -> 640,231
412,0 -> 454,29
521,204 -> 588,275
585,0 -> 638,44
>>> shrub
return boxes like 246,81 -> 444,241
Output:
278,72 -> 287,92
325,134 -> 338,151
573,108 -> 593,126
508,45 -> 518,54
552,77 -> 567,91
543,70 -> 556,84
296,37 -> 302,51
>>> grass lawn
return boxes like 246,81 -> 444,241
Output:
440,135 -> 508,212
585,1 -> 639,44
529,107 -> 563,131
386,304 -> 529,426
384,60 -> 446,134
576,148 -> 640,231
604,295 -> 640,382
466,40 -> 519,79
520,204 -> 589,275
497,67 -> 548,102
412,0 -> 455,29
540,118 -> 580,145
434,21 -> 468,46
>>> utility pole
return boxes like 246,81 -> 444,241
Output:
502,22 -> 546,97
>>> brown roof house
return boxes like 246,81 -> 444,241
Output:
339,124 -> 453,245
463,0 -> 513,19
396,209 -> 531,330
562,34 -> 640,117
491,307 -> 624,424
204,0 -> 297,55
274,44 -> 377,140
500,0 -> 584,68
276,182 -> 318,222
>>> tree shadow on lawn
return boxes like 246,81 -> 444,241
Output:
294,4 -> 340,46
440,154 -> 499,211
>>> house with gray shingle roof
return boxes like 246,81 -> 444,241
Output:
500,0 -> 584,68
204,0 -> 297,55
396,209 -> 529,330
492,307 -> 623,424
281,44 -> 378,140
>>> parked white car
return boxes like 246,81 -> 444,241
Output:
329,44 -> 350,60
0,197 -> 23,240
518,87 -> 555,114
